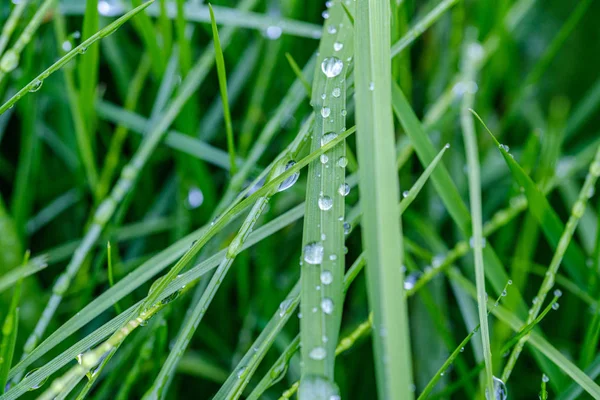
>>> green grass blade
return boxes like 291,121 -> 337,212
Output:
209,4 -> 237,175
448,267 -> 600,398
0,1 -> 155,115
78,0 -> 100,134
472,111 -> 589,287
354,0 -> 413,397
459,41 -> 494,396
0,1 -> 29,57
0,252 -> 26,394
285,52 -> 311,97
298,2 -> 353,396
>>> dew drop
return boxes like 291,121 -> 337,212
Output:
343,222 -> 351,235
322,10 -> 330,19
337,156 -> 348,168
186,187 -> 204,209
333,42 -> 343,51
304,242 -> 324,264
321,271 -> 333,285
278,160 -> 300,192
338,183 -> 350,196
279,298 -> 294,317
320,154 -> 329,164
332,87 -> 341,97
552,302 -> 560,310
369,81 -> 375,91
321,131 -> 338,146
321,107 -> 331,118
265,26 -> 283,40
98,0 -> 123,17
402,190 -> 410,198
24,368 -> 48,391
499,144 -> 510,152
321,298 -> 334,314
327,25 -> 337,34
309,346 -> 327,360
404,272 -> 419,290
318,196 -> 333,211
542,374 -> 549,383
485,376 -> 507,400
554,289 -> 562,297
321,57 -> 344,78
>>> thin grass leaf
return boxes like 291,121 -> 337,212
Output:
209,3 -> 237,175
0,0 -> 57,85
459,41 -> 494,396
390,0 -> 459,58
0,1 -> 29,57
61,2 -> 323,39
417,281 -> 513,400
0,252 -> 27,394
0,1 -> 155,115
142,115 -> 314,400
285,53 -> 311,97
78,0 -> 100,133
354,0 -> 413,398
448,267 -> 600,399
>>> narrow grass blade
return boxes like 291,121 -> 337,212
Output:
209,4 -> 237,175
78,0 -> 100,132
390,0 -> 459,58
0,252 -> 26,394
472,110 -> 589,287
354,1 -> 413,397
459,41 -> 494,396
0,1 -> 28,56
285,53 -> 311,97
0,0 -> 57,85
61,2 -> 323,39
0,1 -> 155,115
448,267 -> 600,399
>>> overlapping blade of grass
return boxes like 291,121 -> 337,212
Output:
298,2 -> 353,396
354,0 -> 413,397
0,1 -> 154,115
52,10 -> 99,192
0,1 -> 28,56
0,253 -> 25,394
61,1 -> 322,39
459,41 -> 494,396
417,281 -> 514,400
475,112 -> 590,287
130,0 -> 165,77
390,0 -> 459,58
15,0 -> 248,370
19,126 -> 355,398
78,0 -> 100,134
96,55 -> 152,200
95,101 -> 236,170
448,267 -> 600,398
391,81 -> 528,314
142,116 -> 314,400
475,127 -> 600,381
0,0 -> 57,85
209,4 -> 237,175
245,147 -> 448,400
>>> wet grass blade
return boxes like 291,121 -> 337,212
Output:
298,2 -> 353,397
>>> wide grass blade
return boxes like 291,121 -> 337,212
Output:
354,1 -> 413,398
298,2 -> 353,396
